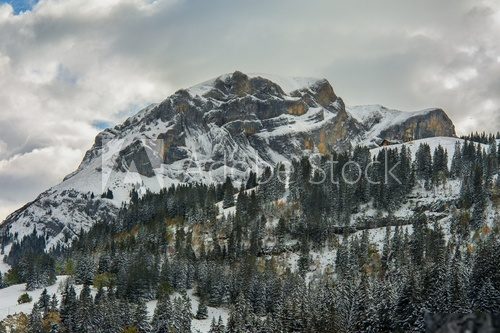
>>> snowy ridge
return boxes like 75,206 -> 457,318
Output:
188,72 -> 325,97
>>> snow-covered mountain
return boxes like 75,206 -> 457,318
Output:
0,71 -> 456,249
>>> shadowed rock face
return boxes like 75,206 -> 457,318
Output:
0,71 -> 458,249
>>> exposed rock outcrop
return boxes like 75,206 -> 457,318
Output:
379,108 -> 456,142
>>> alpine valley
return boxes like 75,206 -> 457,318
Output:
0,71 -> 499,333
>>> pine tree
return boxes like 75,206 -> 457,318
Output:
135,299 -> 152,333
195,299 -> 209,320
216,316 -> 225,333
415,143 -> 432,182
473,279 -> 500,314
208,317 -> 217,333
75,255 -> 95,285
432,145 -> 449,185
60,285 -> 78,332
208,316 -> 225,333
449,252 -> 469,314
227,294 -> 256,333
50,293 -> 59,312
76,284 -> 95,333
152,296 -> 173,333
450,141 -> 462,178
28,304 -> 44,333
336,279 -> 358,333
394,272 -> 422,332
246,171 -> 258,189
354,274 -> 377,332
380,225 -> 391,277
410,213 -> 426,266
222,185 -> 235,209
471,165 -> 486,229
172,295 -> 192,333
375,281 -> 395,332
37,288 -> 51,315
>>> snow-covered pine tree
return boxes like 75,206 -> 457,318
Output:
450,141 -> 462,178
75,255 -> 95,285
60,285 -> 78,332
37,288 -> 51,315
222,177 -> 235,208
471,164 -> 487,229
415,143 -> 432,182
134,299 -> 152,333
28,304 -> 44,333
208,316 -> 225,333
473,279 -> 500,313
152,296 -> 173,333
50,293 -> 59,312
76,284 -> 95,333
195,298 -> 209,320
227,293 -> 256,333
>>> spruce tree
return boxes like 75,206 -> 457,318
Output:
37,288 -> 51,315
415,143 -> 432,182
152,296 -> 173,333
50,293 -> 59,312
473,279 -> 500,314
195,299 -> 209,320
227,294 -> 256,333
76,284 -> 95,333
450,141 -> 462,178
60,285 -> 78,332
28,304 -> 44,333
135,299 -> 152,333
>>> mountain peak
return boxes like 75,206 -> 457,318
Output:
0,71 -> 456,249
187,71 -> 332,99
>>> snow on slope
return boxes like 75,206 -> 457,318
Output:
146,290 -> 229,333
248,73 -> 325,93
0,276 -> 68,320
0,277 -> 228,333
0,254 -> 10,275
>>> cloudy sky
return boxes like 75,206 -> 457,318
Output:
0,0 -> 499,221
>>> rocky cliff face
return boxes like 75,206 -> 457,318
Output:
379,108 -> 456,142
347,104 -> 456,147
0,71 -> 457,249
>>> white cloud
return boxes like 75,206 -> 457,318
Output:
0,146 -> 84,218
0,0 -> 499,220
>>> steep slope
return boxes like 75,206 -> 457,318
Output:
0,71 -> 456,249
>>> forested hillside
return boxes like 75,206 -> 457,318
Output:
1,136 -> 499,332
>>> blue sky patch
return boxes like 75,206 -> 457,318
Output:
1,0 -> 38,14
92,120 -> 113,130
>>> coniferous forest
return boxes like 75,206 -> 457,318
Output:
1,137 -> 499,333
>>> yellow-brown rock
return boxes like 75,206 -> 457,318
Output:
287,101 -> 308,116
